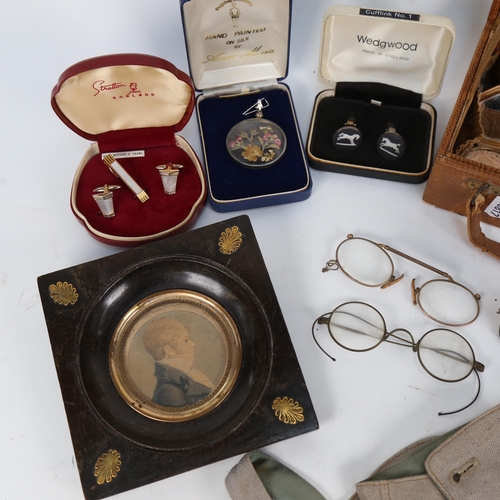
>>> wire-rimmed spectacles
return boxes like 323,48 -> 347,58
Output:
322,235 -> 481,327
312,301 -> 485,416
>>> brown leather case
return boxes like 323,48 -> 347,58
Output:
423,0 -> 500,260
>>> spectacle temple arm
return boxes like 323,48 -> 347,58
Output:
438,368 -> 482,416
312,315 -> 336,362
381,244 -> 453,280
424,345 -> 484,416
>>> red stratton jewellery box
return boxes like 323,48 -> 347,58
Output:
180,0 -> 312,212
51,54 -> 206,246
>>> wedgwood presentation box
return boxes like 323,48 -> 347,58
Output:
307,5 -> 455,183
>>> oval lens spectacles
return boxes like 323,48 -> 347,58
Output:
312,301 -> 485,416
323,235 -> 481,327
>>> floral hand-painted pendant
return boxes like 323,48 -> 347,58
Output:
226,99 -> 287,169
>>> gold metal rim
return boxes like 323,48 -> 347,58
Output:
109,289 -> 242,422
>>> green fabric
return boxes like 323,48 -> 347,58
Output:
369,427 -> 462,481
250,451 -> 327,500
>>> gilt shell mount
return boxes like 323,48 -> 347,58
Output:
94,449 -> 122,485
49,281 -> 79,306
272,397 -> 305,425
219,226 -> 243,255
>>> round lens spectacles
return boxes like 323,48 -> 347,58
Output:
322,235 -> 481,327
312,301 -> 485,416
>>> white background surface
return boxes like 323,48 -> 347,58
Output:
2,1 -> 500,499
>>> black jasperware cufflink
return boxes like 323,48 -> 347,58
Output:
332,117 -> 363,151
377,123 -> 406,160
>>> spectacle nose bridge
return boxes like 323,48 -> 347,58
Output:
386,328 -> 416,349
380,274 -> 405,289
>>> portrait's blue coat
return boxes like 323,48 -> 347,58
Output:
152,363 -> 212,407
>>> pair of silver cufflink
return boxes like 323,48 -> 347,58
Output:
92,160 -> 183,218
333,118 -> 406,160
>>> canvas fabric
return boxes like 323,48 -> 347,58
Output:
352,404 -> 500,499
226,404 -> 500,499
225,450 -> 327,500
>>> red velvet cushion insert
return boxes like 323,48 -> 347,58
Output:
74,144 -> 202,239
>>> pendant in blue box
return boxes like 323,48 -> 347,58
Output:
226,99 -> 287,169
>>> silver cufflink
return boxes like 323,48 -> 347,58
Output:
156,163 -> 183,195
92,184 -> 121,218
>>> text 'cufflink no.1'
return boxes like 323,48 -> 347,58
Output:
226,98 -> 287,169
92,184 -> 121,218
333,117 -> 362,150
156,163 -> 183,195
377,123 -> 405,160
102,154 -> 149,202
